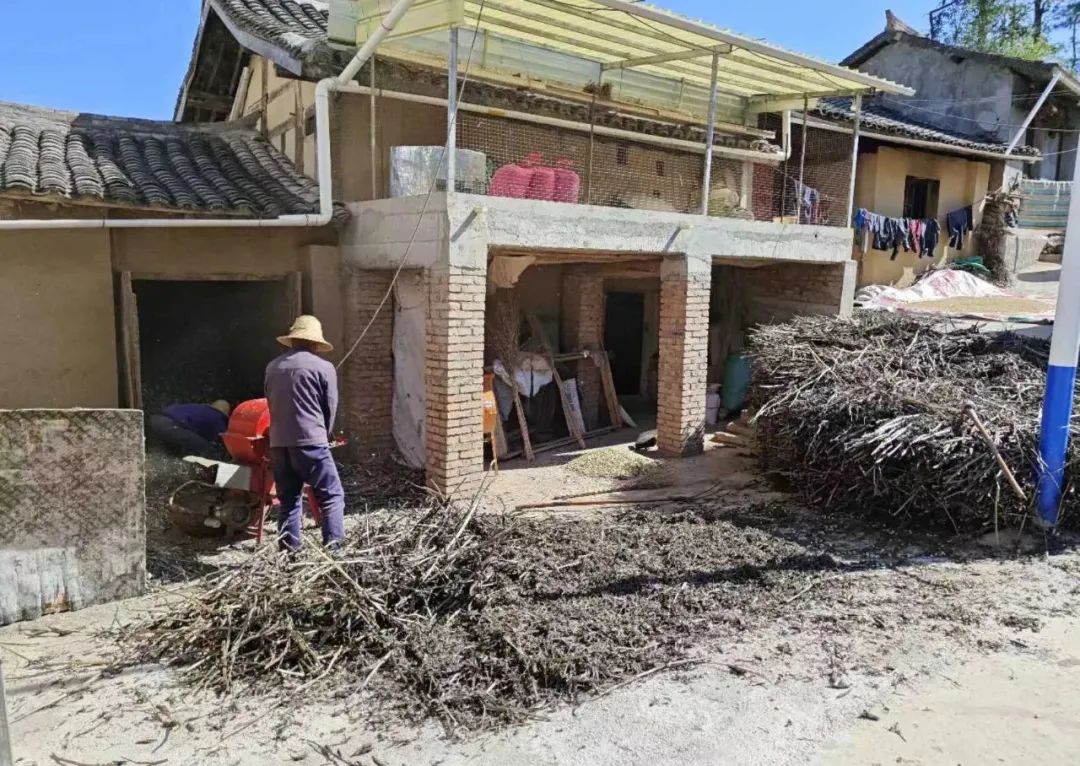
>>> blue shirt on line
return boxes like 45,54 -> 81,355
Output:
264,348 -> 339,448
162,404 -> 229,443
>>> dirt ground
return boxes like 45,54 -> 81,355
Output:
6,436 -> 1080,765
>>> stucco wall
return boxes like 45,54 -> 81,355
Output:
243,55 -> 446,202
0,409 -> 145,625
855,145 -> 991,286
0,230 -> 117,408
0,220 -> 340,410
112,227 -> 321,276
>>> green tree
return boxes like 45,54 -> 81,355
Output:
1052,1 -> 1080,67
931,0 -> 1063,60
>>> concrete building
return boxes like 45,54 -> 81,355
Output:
173,0 -> 916,493
1,0 -> 912,497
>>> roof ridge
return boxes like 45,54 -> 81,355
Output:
0,101 -> 263,138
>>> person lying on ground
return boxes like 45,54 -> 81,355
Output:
148,400 -> 231,458
264,314 -> 345,552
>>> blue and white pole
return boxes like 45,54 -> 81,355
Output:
1036,156 -> 1080,527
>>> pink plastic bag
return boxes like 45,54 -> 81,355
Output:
552,158 -> 581,203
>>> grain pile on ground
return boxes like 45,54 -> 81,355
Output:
126,499 -> 842,733
750,314 -> 1071,532
565,446 -> 664,481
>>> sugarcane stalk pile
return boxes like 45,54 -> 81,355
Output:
749,314 -> 1074,532
126,499 -> 836,732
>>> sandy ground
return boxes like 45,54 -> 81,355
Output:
7,403 -> 1080,764
6,476 -> 1080,764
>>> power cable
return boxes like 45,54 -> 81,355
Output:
336,1 -> 488,370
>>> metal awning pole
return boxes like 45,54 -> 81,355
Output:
1007,71 -> 1060,155
845,93 -> 863,225
797,92 -> 808,223
0,658 -> 13,766
1036,142 -> 1080,527
446,27 -> 459,193
700,51 -> 721,215
370,57 -> 378,199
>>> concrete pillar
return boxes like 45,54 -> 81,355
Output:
656,255 -> 711,456
341,268 -> 395,457
560,268 -> 605,430
424,213 -> 488,497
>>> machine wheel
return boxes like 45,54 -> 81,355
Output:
167,481 -> 260,540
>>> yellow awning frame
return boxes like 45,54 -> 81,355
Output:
338,0 -> 914,123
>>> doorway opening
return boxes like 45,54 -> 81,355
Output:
604,291 -> 645,396
119,274 -> 300,415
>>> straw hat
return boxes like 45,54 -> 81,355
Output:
210,400 -> 231,417
277,315 -> 334,353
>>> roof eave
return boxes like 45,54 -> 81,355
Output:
799,113 -> 1041,163
1051,65 -> 1080,99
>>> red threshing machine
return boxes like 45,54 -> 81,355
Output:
167,397 -> 343,542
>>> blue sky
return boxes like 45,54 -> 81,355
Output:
0,1 -> 942,119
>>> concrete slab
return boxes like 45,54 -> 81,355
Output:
0,409 -> 145,625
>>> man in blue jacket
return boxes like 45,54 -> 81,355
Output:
149,400 -> 230,457
264,315 -> 345,551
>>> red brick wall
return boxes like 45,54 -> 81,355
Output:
425,266 -> 486,496
341,268 -> 395,458
560,268 -> 605,430
656,261 -> 710,456
744,262 -> 851,324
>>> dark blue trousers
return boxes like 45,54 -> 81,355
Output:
269,445 -> 345,551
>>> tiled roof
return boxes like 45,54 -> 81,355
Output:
212,0 -> 330,63
812,97 -> 1040,158
0,101 -> 320,217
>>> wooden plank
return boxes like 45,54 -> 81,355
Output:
293,81 -> 305,174
510,378 -> 534,461
118,272 -> 143,410
527,312 -> 586,449
493,410 -> 509,458
284,272 -> 302,322
596,351 -> 624,428
259,57 -> 269,137
502,425 -> 619,461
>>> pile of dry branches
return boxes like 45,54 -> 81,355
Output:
749,314 -> 1075,532
125,499 -> 836,732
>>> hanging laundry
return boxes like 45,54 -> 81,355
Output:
854,209 -> 940,260
921,218 -> 941,257
791,179 -> 820,224
908,219 -> 923,256
946,206 -> 974,249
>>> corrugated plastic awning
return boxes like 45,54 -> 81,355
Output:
337,0 -> 913,116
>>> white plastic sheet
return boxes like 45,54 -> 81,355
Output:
392,272 -> 427,469
855,270 -> 1012,312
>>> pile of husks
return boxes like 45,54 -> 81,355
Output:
749,314 -> 1074,532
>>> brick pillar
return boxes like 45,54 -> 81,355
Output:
424,265 -> 486,496
341,268 -> 395,457
656,256 -> 710,456
560,268 -> 605,430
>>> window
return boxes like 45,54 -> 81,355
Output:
616,143 -> 628,165
656,160 -> 665,177
903,176 -> 940,219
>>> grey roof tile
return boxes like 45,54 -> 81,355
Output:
0,101 -> 320,217
213,0 -> 329,62
813,97 -> 1040,158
